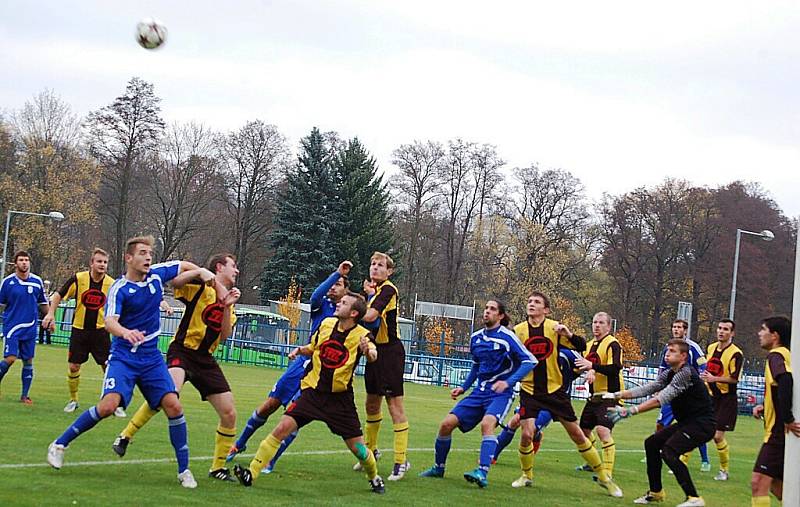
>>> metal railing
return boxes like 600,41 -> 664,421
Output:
30,315 -> 767,414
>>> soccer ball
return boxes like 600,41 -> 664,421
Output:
136,18 -> 167,49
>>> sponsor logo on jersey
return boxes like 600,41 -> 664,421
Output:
82,288 -> 107,311
201,303 -> 224,333
706,357 -> 724,376
319,340 -> 350,369
525,335 -> 553,361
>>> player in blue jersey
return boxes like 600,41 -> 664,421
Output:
419,299 -> 537,488
47,236 -> 214,488
227,260 -> 352,469
0,251 -> 50,404
652,320 -> 710,471
492,346 -> 584,463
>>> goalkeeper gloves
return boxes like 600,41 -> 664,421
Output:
590,391 -> 622,403
607,405 -> 638,424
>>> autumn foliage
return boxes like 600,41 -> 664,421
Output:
278,276 -> 302,344
615,326 -> 644,364
424,317 -> 455,356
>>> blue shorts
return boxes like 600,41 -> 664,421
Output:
102,350 -> 176,410
3,334 -> 36,360
451,387 -> 514,433
269,358 -> 309,407
657,403 -> 674,426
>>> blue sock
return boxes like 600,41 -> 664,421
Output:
236,410 -> 268,449
494,426 -> 517,460
699,442 -> 709,462
56,406 -> 104,446
21,363 -> 33,398
434,436 -> 451,469
535,410 -> 553,431
479,435 -> 498,472
0,360 -> 10,382
269,430 -> 298,469
168,413 -> 189,473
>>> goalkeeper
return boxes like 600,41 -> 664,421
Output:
593,339 -> 714,507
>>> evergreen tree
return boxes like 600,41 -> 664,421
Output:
335,138 -> 394,284
260,128 -> 343,301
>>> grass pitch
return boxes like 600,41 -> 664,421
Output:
0,346 -> 765,506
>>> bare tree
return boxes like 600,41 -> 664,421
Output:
143,122 -> 223,261
470,143 -> 505,220
392,140 -> 445,304
12,88 -> 81,153
219,120 -> 290,292
85,77 -> 165,273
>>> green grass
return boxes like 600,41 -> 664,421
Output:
0,345 -> 767,506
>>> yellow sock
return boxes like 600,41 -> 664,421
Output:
519,442 -> 535,479
589,431 -> 597,447
364,414 -> 382,452
751,496 -> 770,507
121,402 -> 159,440
211,424 -> 236,471
716,438 -> 730,472
393,421 -> 409,464
601,437 -> 616,476
680,452 -> 690,465
360,448 -> 378,480
249,434 -> 281,479
67,370 -> 80,402
577,438 -> 609,482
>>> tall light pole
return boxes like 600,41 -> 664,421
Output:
2,210 -> 65,271
729,228 -> 774,319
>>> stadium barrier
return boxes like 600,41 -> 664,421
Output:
33,313 -> 765,414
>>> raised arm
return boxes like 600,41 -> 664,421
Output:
171,266 -> 215,289
310,261 -> 351,310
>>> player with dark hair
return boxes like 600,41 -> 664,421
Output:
419,299 -> 536,487
227,261 -> 352,472
233,292 -> 386,494
42,248 -> 121,415
597,339 -> 714,506
699,319 -> 743,481
0,251 -> 49,404
111,252 -> 241,482
751,316 -> 800,506
47,236 -> 212,488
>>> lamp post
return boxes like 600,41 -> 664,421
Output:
729,228 -> 774,319
2,210 -> 65,271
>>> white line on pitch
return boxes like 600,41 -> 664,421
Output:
1,447 -> 637,470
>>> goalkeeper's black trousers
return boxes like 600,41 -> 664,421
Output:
643,420 -> 714,497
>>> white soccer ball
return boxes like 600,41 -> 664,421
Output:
136,18 -> 167,49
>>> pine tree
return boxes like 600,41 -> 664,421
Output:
260,128 -> 343,301
334,138 -> 394,284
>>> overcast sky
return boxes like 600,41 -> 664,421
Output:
2,0 -> 798,217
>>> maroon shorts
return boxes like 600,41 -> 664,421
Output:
166,341 -> 230,400
753,440 -> 784,480
579,400 -> 618,430
519,390 -> 577,422
68,327 -> 110,365
712,394 -> 738,431
286,388 -> 362,440
364,340 -> 405,397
